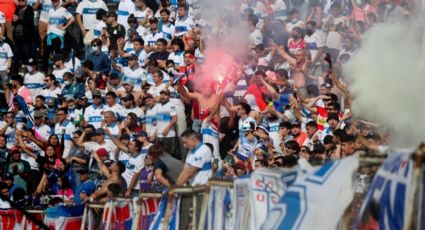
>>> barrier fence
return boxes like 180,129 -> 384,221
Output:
2,150 -> 424,230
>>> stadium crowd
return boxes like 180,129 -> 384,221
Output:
0,0 -> 405,208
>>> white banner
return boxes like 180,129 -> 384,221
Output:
261,155 -> 359,230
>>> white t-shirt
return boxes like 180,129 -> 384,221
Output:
117,0 -> 136,31
143,31 -> 164,47
0,42 -> 13,71
249,29 -> 263,47
304,30 -> 325,61
84,104 -> 104,129
40,87 -> 62,102
24,72 -> 45,101
145,104 -> 158,137
47,6 -> 73,37
54,119 -> 75,158
39,0 -> 53,23
65,56 -> 81,73
103,103 -> 126,121
52,67 -> 70,84
147,83 -> 166,98
76,0 -> 108,30
122,152 -> 145,187
168,51 -> 184,67
161,22 -> 175,40
174,15 -> 195,37
186,144 -> 213,186
123,106 -> 145,123
155,100 -> 177,138
84,141 -> 117,161
93,20 -> 106,38
121,66 -> 145,91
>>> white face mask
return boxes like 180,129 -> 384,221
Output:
26,66 -> 33,73
167,67 -> 175,73
91,46 -> 98,53
64,80 -> 71,86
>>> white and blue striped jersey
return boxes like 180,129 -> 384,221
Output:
155,101 -> 177,138
84,104 -> 104,129
186,143 -> 213,186
24,72 -> 45,101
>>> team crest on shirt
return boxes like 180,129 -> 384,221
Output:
194,156 -> 202,162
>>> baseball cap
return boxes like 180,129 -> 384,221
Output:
103,159 -> 114,167
96,148 -> 108,157
95,128 -> 105,135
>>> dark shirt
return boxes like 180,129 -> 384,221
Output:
61,82 -> 85,99
12,5 -> 35,41
85,51 -> 111,74
106,23 -> 126,51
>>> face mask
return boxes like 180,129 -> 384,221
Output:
26,66 -> 33,73
167,67 -> 175,73
68,105 -> 75,110
64,80 -> 71,86
91,46 -> 98,52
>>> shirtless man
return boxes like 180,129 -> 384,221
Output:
178,80 -> 222,159
89,151 -> 126,202
272,40 -> 310,89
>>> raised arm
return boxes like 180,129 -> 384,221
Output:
260,77 -> 280,100
104,128 -> 129,152
177,82 -> 197,99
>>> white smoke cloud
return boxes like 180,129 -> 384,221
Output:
345,21 -> 425,147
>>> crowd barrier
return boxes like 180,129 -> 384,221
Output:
2,150 -> 424,230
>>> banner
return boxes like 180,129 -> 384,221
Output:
205,186 -> 232,230
232,176 -> 252,230
45,204 -> 85,230
102,200 -> 133,230
149,194 -> 181,230
261,155 -> 359,230
0,209 -> 24,230
250,168 -> 298,229
356,149 -> 415,230
134,197 -> 162,230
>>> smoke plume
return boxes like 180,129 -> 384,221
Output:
345,20 -> 425,147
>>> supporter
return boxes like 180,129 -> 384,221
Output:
73,168 -> 95,204
11,74 -> 32,105
176,130 -> 212,186
148,144 -> 183,190
105,11 -> 126,51
23,59 -> 45,101
85,38 -> 112,74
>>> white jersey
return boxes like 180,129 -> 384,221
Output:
76,0 -> 108,30
129,49 -> 148,67
200,121 -> 220,159
145,104 -> 158,137
54,119 -> 75,158
40,0 -> 53,23
47,6 -> 73,37
161,22 -> 175,40
147,83 -> 166,98
186,144 -> 213,186
174,15 -> 194,37
93,20 -> 106,38
133,7 -> 151,21
103,103 -> 126,121
155,100 -> 177,138
33,124 -> 52,142
238,116 -> 257,144
123,106 -> 145,123
0,121 -> 15,148
168,51 -> 184,67
122,152 -> 145,187
52,67 -> 70,84
65,57 -> 81,73
84,104 -> 104,129
103,122 -> 120,147
304,31 -> 325,61
21,141 -> 43,170
143,31 -> 163,47
0,42 -> 13,71
249,29 -> 263,47
117,0 -> 135,31
39,87 -> 62,102
24,72 -> 45,101
121,67 -> 145,91
84,141 -> 117,161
